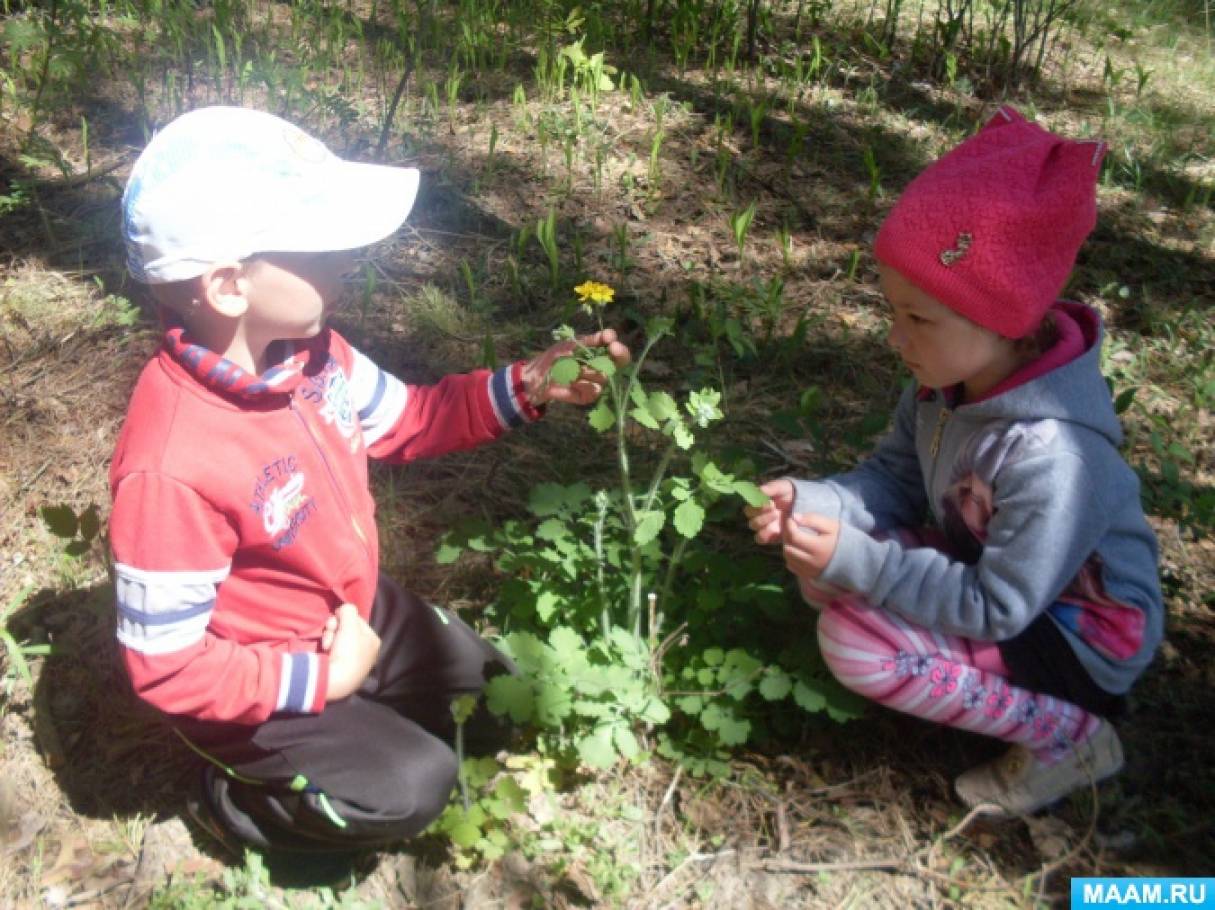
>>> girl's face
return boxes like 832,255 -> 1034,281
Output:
879,264 -> 1025,402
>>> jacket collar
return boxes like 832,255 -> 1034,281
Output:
163,326 -> 330,400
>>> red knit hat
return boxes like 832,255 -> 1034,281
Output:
874,107 -> 1106,339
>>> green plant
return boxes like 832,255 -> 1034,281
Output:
728,201 -> 758,267
430,754 -> 529,867
777,224 -> 794,273
862,144 -> 883,199
438,283 -> 861,777
534,207 -> 560,290
1,587 -> 52,695
559,37 -> 616,110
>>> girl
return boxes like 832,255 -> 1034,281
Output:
747,107 -> 1163,816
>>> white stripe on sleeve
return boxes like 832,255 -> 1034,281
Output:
349,346 -> 409,446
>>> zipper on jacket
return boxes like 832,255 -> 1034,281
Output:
290,400 -> 372,560
929,405 -> 951,460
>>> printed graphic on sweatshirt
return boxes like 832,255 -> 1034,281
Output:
301,356 -> 360,450
940,420 -> 1144,660
249,455 -> 317,550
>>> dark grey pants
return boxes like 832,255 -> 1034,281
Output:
176,575 -> 514,852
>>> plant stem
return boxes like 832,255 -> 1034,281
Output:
593,495 -> 611,639
615,329 -> 667,632
657,535 -> 689,629
641,442 -> 677,515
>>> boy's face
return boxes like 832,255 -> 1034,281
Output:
879,264 -> 1021,400
241,250 -> 357,341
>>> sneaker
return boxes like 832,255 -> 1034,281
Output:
954,721 -> 1124,816
184,765 -> 242,857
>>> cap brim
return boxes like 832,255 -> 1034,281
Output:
260,162 -> 420,254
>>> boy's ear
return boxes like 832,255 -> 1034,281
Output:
199,261 -> 249,318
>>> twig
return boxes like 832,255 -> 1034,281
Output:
757,857 -> 903,874
38,158 -> 126,190
657,765 -> 683,820
376,54 -> 416,159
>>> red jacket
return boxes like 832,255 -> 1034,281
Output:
109,326 -> 538,724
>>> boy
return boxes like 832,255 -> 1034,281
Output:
112,106 -> 628,851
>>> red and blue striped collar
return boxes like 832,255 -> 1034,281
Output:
164,326 -> 328,400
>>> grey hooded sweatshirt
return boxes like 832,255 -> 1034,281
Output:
792,302 -> 1162,696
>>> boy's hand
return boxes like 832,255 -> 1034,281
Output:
781,512 -> 840,580
745,478 -> 795,544
522,328 -> 631,406
323,603 -> 381,701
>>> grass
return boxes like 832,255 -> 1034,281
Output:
1,0 -> 1213,904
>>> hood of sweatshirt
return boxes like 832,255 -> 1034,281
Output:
926,301 -> 1122,447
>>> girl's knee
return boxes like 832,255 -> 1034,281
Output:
816,601 -> 899,690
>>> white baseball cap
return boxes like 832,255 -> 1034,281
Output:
122,106 -> 420,283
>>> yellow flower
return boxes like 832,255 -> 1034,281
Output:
574,281 -> 615,306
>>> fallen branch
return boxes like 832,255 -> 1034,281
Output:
757,857 -> 903,874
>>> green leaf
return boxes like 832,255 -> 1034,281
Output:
645,316 -> 674,339
448,820 -> 482,848
672,422 -> 694,450
535,518 -> 568,542
577,728 -> 618,769
588,400 -> 616,431
629,383 -> 649,409
529,483 -> 568,517
535,591 -> 560,622
1,632 -> 33,686
646,391 -> 679,421
435,538 -> 464,564
633,510 -> 665,546
549,356 -> 581,385
534,683 -> 574,725
490,777 -> 527,817
587,354 -> 617,377
64,540 -> 90,558
700,703 -> 750,745
40,505 -> 78,539
450,693 -> 478,725
793,679 -> 827,713
549,625 -> 583,658
613,725 -> 640,760
825,685 -> 868,722
702,647 -> 725,667
639,697 -> 670,724
758,669 -> 793,701
676,694 -> 703,715
672,499 -> 705,539
630,406 -> 660,430
722,649 -> 764,678
485,675 -> 535,723
731,481 -> 769,508
2,19 -> 43,54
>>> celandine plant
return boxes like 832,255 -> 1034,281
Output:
437,282 -> 862,776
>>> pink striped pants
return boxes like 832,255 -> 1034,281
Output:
803,553 -> 1098,764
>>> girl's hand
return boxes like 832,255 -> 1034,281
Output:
324,603 -> 381,701
745,478 -> 795,544
522,328 -> 631,406
781,512 -> 840,579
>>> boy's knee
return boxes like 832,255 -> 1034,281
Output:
371,737 -> 460,833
